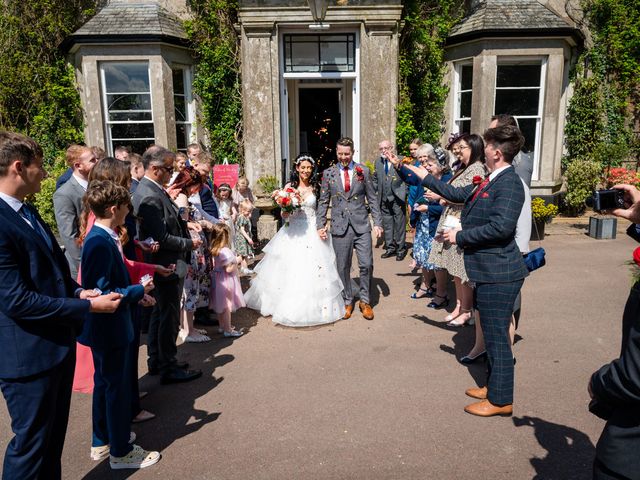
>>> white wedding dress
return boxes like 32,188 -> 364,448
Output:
244,193 -> 345,327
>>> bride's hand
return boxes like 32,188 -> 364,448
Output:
281,211 -> 290,220
317,227 -> 328,240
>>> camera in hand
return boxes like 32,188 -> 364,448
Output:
585,189 -> 625,212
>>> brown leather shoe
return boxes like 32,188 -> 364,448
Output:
465,386 -> 488,400
464,399 -> 513,417
359,301 -> 374,320
343,304 -> 354,319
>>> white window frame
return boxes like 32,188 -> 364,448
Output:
99,61 -> 154,156
172,66 -> 196,152
453,61 -> 473,134
493,58 -> 547,182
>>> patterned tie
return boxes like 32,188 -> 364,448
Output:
471,177 -> 490,201
20,204 -> 53,251
343,166 -> 351,193
384,158 -> 389,175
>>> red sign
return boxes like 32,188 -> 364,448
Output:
213,164 -> 240,189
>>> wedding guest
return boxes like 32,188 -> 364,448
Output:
186,143 -> 201,165
396,125 -> 528,417
590,184 -> 640,479
169,152 -> 188,185
375,140 -> 407,261
0,131 -> 121,480
429,134 -> 486,325
92,146 -> 107,162
232,177 -> 257,235
114,145 -> 130,162
407,138 -> 424,271
235,199 -> 255,275
79,180 -> 160,469
489,114 -> 532,187
216,183 -> 237,242
173,167 -> 214,343
210,223 -> 245,337
54,144 -> 98,278
129,153 -> 144,194
190,152 -> 220,224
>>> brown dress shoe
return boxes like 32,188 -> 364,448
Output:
359,302 -> 374,320
465,386 -> 488,400
343,304 -> 354,319
464,399 -> 513,417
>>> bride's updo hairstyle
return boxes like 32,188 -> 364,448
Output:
290,153 -> 320,198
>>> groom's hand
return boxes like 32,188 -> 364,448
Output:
373,226 -> 383,238
317,227 -> 328,240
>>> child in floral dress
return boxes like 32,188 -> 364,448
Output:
234,199 -> 255,275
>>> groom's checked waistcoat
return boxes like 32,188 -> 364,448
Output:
317,163 -> 382,236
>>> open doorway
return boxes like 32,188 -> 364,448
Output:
298,87 -> 341,173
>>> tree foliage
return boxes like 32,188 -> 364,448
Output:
396,0 -> 464,153
184,0 -> 242,164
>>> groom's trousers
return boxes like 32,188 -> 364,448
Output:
332,224 -> 373,305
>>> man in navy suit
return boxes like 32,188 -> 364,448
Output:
0,132 -> 122,479
393,125 -> 528,417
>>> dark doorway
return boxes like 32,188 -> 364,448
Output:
298,88 -> 341,173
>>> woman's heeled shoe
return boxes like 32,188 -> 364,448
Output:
411,287 -> 434,299
427,294 -> 449,309
459,350 -> 487,364
446,309 -> 474,327
444,302 -> 462,322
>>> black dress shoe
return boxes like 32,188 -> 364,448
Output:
395,251 -> 407,261
381,250 -> 396,259
148,361 -> 189,376
459,351 -> 487,364
148,367 -> 159,376
160,368 -> 202,385
175,361 -> 189,370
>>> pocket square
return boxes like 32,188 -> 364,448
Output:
481,192 -> 489,198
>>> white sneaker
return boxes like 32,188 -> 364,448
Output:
109,444 -> 161,470
241,268 -> 254,275
91,432 -> 136,461
184,333 -> 211,343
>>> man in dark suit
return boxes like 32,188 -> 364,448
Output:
0,132 -> 122,479
132,145 -> 202,384
374,140 -> 407,260
394,125 -> 528,417
589,184 -> 640,480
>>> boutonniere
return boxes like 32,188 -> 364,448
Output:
355,165 -> 364,182
481,192 -> 489,198
629,247 -> 640,283
472,175 -> 483,185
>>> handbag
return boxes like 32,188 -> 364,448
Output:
524,217 -> 546,272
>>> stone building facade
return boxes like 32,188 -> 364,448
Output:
66,0 -> 583,197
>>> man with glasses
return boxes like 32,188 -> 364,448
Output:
132,146 -> 202,384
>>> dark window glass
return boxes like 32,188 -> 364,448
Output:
460,91 -> 472,118
174,96 -> 186,122
496,65 -> 541,88
284,34 -> 355,73
172,69 -> 185,94
103,63 -> 150,93
517,118 -> 538,153
495,89 -> 540,116
176,124 -> 188,150
111,140 -> 154,156
461,65 -> 473,90
108,111 -> 152,122
459,120 -> 471,134
107,94 -> 151,111
110,123 -> 155,140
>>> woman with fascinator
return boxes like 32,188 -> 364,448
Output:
244,154 -> 345,327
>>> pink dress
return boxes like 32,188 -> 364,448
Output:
210,247 -> 245,314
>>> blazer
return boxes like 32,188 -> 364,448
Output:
589,224 -> 640,479
374,156 -> 407,204
132,177 -> 192,274
78,226 -> 144,350
0,198 -> 90,379
53,175 -> 85,277
398,166 -> 451,233
420,165 -> 528,284
316,163 -> 382,236
55,167 -> 73,191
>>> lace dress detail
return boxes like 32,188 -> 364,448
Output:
244,193 -> 345,327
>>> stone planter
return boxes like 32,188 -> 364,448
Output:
588,216 -> 617,240
530,218 -> 546,241
254,196 -> 278,241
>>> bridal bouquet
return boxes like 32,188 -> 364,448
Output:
271,187 -> 302,225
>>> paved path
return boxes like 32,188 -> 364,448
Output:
0,228 -> 635,479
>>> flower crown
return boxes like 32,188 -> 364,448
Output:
295,155 -> 315,165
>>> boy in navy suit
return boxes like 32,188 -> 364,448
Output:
0,132 -> 122,480
79,180 -> 161,470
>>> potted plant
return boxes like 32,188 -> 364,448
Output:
254,175 -> 280,241
531,198 -> 558,241
587,167 -> 639,239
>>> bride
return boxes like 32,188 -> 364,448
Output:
244,154 -> 345,326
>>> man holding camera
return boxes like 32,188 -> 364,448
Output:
589,184 -> 640,480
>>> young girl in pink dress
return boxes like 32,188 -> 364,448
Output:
210,223 -> 245,337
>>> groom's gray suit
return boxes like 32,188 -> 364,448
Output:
317,162 -> 382,305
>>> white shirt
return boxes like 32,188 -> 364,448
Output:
0,191 -> 24,216
143,175 -> 165,191
489,164 -> 511,181
339,161 -> 356,191
72,173 -> 88,191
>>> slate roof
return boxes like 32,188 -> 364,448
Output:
449,0 -> 576,41
69,2 -> 186,43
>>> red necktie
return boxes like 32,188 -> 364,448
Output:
471,177 -> 490,201
343,166 -> 350,192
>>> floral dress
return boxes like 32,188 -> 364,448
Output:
413,211 -> 438,269
234,215 -> 253,257
181,205 -> 212,312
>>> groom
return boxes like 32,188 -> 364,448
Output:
317,137 -> 383,320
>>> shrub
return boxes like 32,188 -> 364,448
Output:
605,167 -> 640,188
564,159 -> 603,214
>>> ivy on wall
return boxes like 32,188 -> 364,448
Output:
184,0 -> 243,165
0,0 -> 100,226
396,0 -> 464,153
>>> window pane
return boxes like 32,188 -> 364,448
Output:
460,91 -> 472,118
110,123 -> 155,140
320,41 -> 347,66
172,70 -> 185,95
176,124 -> 190,151
107,94 -> 151,111
109,111 -> 152,122
174,96 -> 186,122
111,140 -> 155,156
284,34 -> 355,73
458,120 -> 471,134
291,42 -> 319,67
103,63 -> 150,93
461,65 -> 473,90
517,118 -> 538,154
496,65 -> 541,88
495,89 -> 539,116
